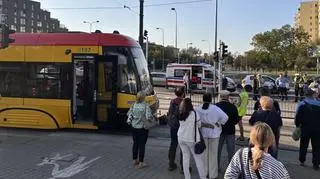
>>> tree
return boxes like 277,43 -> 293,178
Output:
251,24 -> 311,71
179,47 -> 202,64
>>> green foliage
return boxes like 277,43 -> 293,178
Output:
248,24 -> 311,71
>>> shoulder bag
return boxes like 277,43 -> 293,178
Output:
143,103 -> 157,130
194,110 -> 206,154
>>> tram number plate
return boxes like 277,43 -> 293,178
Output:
78,48 -> 92,53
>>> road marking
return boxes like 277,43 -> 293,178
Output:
37,153 -> 101,179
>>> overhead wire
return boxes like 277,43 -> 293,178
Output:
45,0 -> 212,10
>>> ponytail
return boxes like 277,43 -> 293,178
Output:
202,93 -> 212,110
251,148 -> 264,170
202,102 -> 210,110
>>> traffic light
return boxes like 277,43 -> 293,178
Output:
144,30 -> 148,37
222,42 -> 228,58
0,24 -> 15,49
213,51 -> 219,62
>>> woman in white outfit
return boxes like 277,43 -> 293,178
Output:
178,98 -> 207,179
196,93 -> 228,179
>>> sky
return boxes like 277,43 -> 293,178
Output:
34,0 -> 305,54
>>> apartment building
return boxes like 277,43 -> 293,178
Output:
0,0 -> 68,33
295,0 -> 320,44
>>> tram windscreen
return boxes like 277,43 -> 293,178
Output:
131,48 -> 153,95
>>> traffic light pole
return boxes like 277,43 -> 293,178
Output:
213,0 -> 218,103
139,0 -> 144,47
146,36 -> 149,61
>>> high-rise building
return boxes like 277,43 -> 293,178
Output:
295,0 -> 320,44
0,0 -> 68,33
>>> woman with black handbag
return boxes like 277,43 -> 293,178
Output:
225,122 -> 290,179
178,98 -> 209,179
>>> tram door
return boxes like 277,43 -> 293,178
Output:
94,55 -> 118,126
73,56 -> 96,123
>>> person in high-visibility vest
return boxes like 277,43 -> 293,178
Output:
236,84 -> 249,141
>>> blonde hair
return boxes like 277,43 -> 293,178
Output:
136,91 -> 146,103
249,122 -> 275,170
259,96 -> 273,110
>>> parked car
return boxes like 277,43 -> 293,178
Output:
150,72 -> 167,87
242,74 -> 278,93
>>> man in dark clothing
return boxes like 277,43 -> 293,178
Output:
216,90 -> 239,169
295,88 -> 320,170
167,87 -> 185,171
254,87 -> 281,115
249,96 -> 283,159
222,75 -> 228,90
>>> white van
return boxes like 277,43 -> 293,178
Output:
166,63 -> 236,91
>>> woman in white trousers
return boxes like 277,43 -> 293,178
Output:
196,93 -> 228,179
178,98 -> 207,179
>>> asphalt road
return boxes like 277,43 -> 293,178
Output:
0,127 -> 318,179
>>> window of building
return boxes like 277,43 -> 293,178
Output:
31,12 -> 34,18
310,22 -> 313,25
310,16 -> 313,20
31,28 -> 34,33
31,20 -> 34,26
32,5 -> 34,11
14,2 -> 17,8
14,9 -> 17,16
14,17 -> 17,24
23,3 -> 26,9
44,15 -> 46,21
10,25 -> 16,31
37,14 -> 40,19
20,18 -> 26,25
47,23 -> 49,28
53,24 -> 56,29
310,28 -> 313,31
0,63 -> 25,97
20,10 -> 26,17
20,26 -> 26,32
37,21 -> 42,27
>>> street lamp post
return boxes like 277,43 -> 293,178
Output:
187,42 -> 192,63
202,40 -> 211,64
156,27 -> 165,71
171,8 -> 179,63
83,20 -> 99,33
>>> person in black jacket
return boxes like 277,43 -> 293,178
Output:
254,87 -> 281,115
167,87 -> 185,171
295,88 -> 320,170
216,90 -> 239,169
249,96 -> 283,159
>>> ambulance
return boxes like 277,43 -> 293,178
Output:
165,63 -> 236,92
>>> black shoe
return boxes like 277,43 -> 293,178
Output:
180,167 -> 192,174
168,163 -> 177,171
313,165 -> 319,170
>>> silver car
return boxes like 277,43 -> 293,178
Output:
150,72 -> 167,87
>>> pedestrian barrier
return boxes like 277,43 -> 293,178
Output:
156,90 -> 299,119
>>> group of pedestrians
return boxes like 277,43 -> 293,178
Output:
125,82 -> 320,178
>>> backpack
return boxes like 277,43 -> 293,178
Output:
167,99 -> 180,129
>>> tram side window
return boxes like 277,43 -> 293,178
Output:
0,63 -> 24,97
104,49 -> 137,94
26,63 -> 71,99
